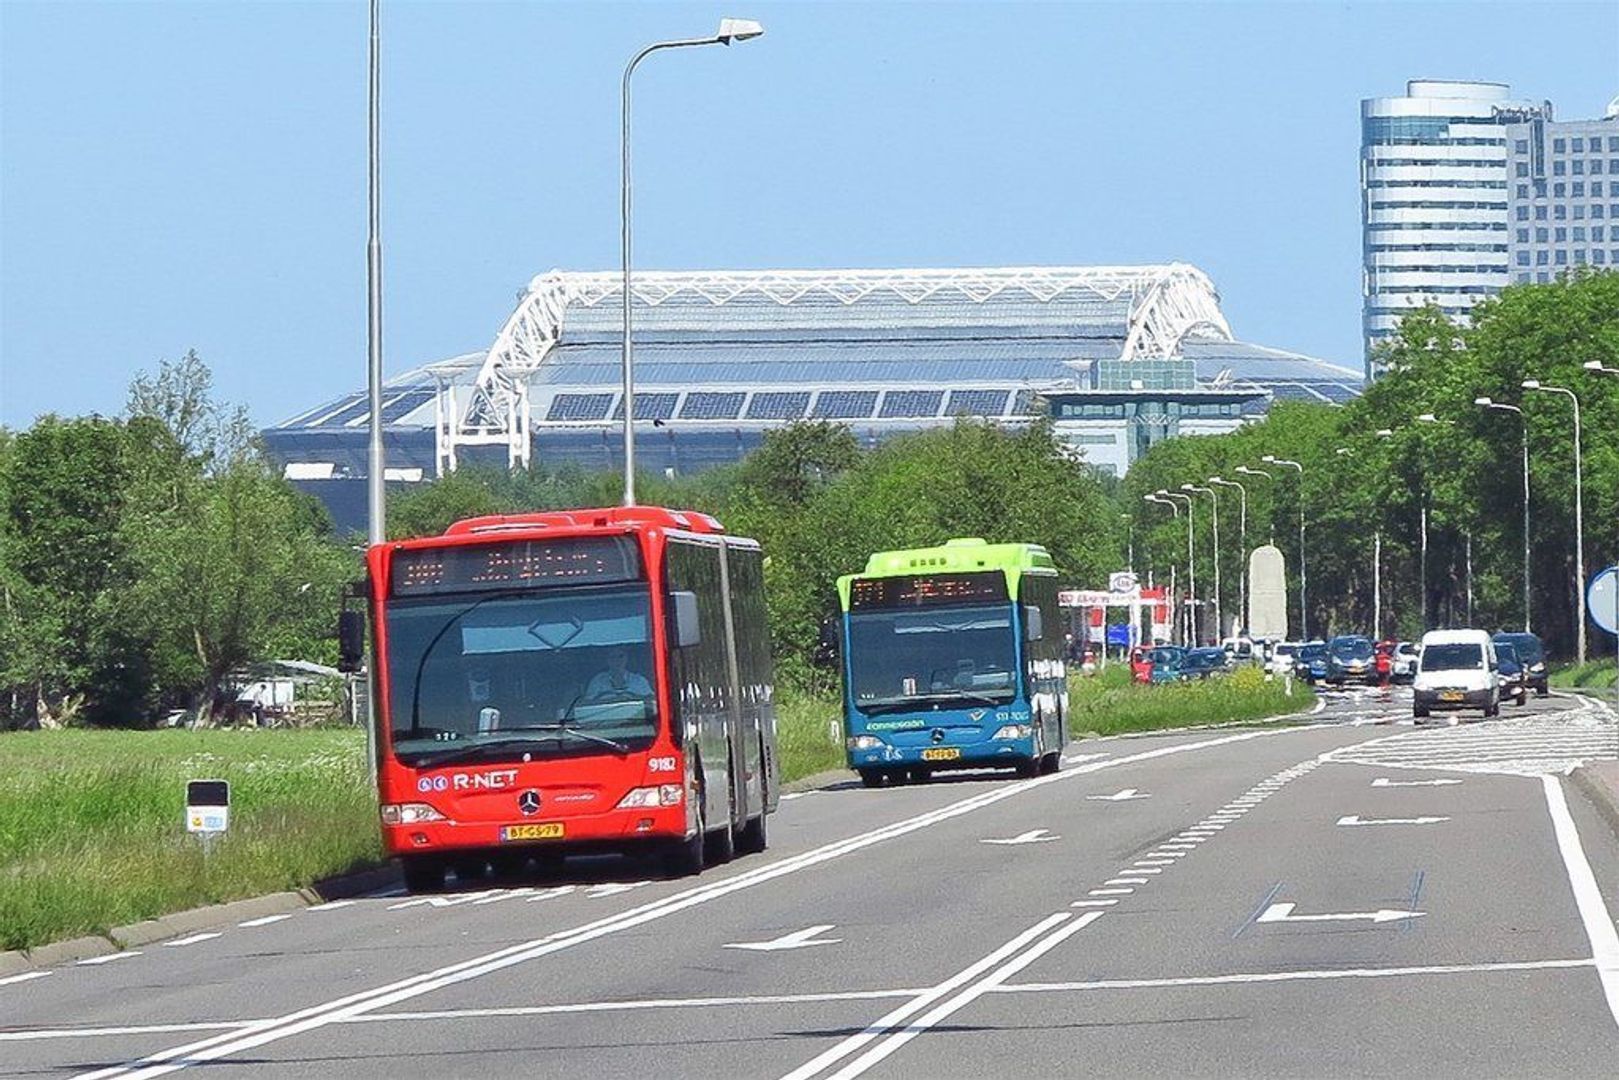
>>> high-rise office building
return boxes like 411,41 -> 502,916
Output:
1504,99 -> 1619,284
1360,80 -> 1549,374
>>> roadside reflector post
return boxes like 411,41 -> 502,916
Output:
186,778 -> 230,858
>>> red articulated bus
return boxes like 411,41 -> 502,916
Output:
338,506 -> 778,893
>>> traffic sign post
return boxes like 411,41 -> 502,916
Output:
1587,566 -> 1618,714
186,778 -> 230,856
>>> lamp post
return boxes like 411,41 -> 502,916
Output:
1334,434 -> 1393,639
1209,476 -> 1247,634
1476,397 -> 1531,632
1261,456 -> 1306,639
621,19 -> 764,507
366,0 -> 385,544
1523,379 -> 1586,663
1184,483 -> 1222,641
1144,494 -> 1180,645
1159,489 -> 1196,644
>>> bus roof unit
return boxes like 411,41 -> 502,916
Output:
836,538 -> 1056,609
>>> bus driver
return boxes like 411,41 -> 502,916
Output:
585,647 -> 653,701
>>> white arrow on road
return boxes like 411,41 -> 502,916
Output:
1087,788 -> 1149,802
981,828 -> 1060,845
1337,814 -> 1449,827
724,925 -> 842,951
1372,777 -> 1462,787
1257,902 -> 1424,925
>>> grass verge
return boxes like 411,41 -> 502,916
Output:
1066,664 -> 1317,738
0,729 -> 377,953
777,685 -> 844,783
1550,659 -> 1618,692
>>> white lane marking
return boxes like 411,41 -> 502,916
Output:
1002,957 -> 1595,994
1256,902 -> 1423,925
0,971 -> 51,987
981,829 -> 1058,846
349,987 -> 927,1024
724,925 -> 842,952
779,791 -> 819,802
1062,753 -> 1109,766
525,886 -> 576,903
1070,899 -> 1117,907
1086,788 -> 1149,802
77,952 -> 141,966
238,914 -> 292,928
1132,868 -> 1163,875
1134,859 -> 1175,867
1088,888 -> 1132,896
1336,814 -> 1449,827
388,889 -> 504,910
1541,773 -> 1619,1030
1104,878 -> 1148,885
0,1021 -> 253,1044
163,933 -> 222,947
586,881 -> 649,898
1372,776 -> 1462,787
473,888 -> 541,904
306,900 -> 356,912
779,913 -> 1074,1080
812,911 -> 1105,1080
79,725 -> 1303,1080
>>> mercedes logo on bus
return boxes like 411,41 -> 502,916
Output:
930,728 -> 945,744
517,790 -> 542,816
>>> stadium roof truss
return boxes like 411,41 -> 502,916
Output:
437,265 -> 1234,474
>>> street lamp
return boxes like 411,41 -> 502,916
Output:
1184,483 -> 1222,640
1144,494 -> 1181,644
1261,456 -> 1306,639
1334,435 -> 1393,639
1158,489 -> 1196,644
1523,379 -> 1587,663
1209,476 -> 1248,634
621,19 -> 765,506
1413,413 -> 1463,626
1476,396 -> 1531,632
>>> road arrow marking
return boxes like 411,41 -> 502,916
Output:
724,925 -> 842,952
1087,788 -> 1149,802
1372,777 -> 1462,787
1337,814 -> 1450,827
981,829 -> 1059,845
1256,902 -> 1424,925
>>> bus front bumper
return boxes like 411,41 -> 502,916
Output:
381,803 -> 690,859
845,731 -> 1036,771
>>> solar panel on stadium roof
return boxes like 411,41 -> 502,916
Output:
946,389 -> 1009,417
612,393 -> 679,421
547,393 -> 615,421
1011,390 -> 1042,416
812,391 -> 879,419
879,390 -> 942,418
745,392 -> 811,420
379,388 -> 436,424
679,392 -> 746,420
321,398 -> 375,428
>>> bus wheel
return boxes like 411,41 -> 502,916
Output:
663,789 -> 707,878
1041,751 -> 1061,775
1015,758 -> 1040,779
858,769 -> 885,788
400,855 -> 446,894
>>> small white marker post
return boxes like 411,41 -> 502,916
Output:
185,779 -> 230,857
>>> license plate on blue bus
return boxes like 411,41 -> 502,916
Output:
921,748 -> 961,762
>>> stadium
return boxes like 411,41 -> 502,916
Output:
262,264 -> 1362,530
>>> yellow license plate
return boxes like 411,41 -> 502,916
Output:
501,822 -> 564,842
921,748 -> 961,762
1439,691 -> 1463,702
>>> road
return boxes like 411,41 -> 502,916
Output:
4,687 -> 1618,1079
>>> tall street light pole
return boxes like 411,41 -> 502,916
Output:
1144,494 -> 1180,645
1159,490 -> 1196,644
1414,413 -> 1461,629
1209,476 -> 1247,634
1523,379 -> 1586,663
1476,397 -> 1531,632
1184,483 -> 1221,641
621,19 -> 764,507
366,0 -> 385,545
1261,456 -> 1306,639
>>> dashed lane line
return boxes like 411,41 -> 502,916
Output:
162,934 -> 220,948
77,953 -> 141,967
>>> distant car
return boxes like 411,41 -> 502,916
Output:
1325,635 -> 1377,686
1294,641 -> 1328,684
1492,632 -> 1548,697
1412,628 -> 1500,720
1495,641 -> 1529,706
1268,641 -> 1300,678
1182,647 -> 1228,680
1390,641 -> 1419,683
1147,645 -> 1187,683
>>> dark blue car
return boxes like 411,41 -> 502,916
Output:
1294,642 -> 1328,684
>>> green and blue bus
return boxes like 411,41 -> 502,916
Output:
835,539 -> 1067,786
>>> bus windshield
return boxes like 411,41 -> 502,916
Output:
384,586 -> 659,766
847,601 -> 1018,713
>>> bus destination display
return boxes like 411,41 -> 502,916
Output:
849,571 -> 1007,611
392,536 -> 642,596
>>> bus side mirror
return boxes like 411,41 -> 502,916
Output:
671,591 -> 701,648
337,609 -> 366,673
1024,608 -> 1044,642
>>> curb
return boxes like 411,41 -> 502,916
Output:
1570,764 -> 1619,841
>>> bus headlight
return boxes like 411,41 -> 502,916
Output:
380,803 -> 446,826
846,735 -> 883,751
993,724 -> 1033,740
617,785 -> 684,809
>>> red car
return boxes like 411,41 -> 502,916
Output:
1130,647 -> 1153,684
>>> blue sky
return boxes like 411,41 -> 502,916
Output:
2,1 -> 1615,428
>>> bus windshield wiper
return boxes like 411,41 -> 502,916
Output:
857,689 -> 1011,714
409,736 -> 553,769
499,723 -> 630,756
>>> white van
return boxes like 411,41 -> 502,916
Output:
1412,629 -> 1499,721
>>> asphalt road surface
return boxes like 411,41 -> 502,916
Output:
5,687 -> 1618,1079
